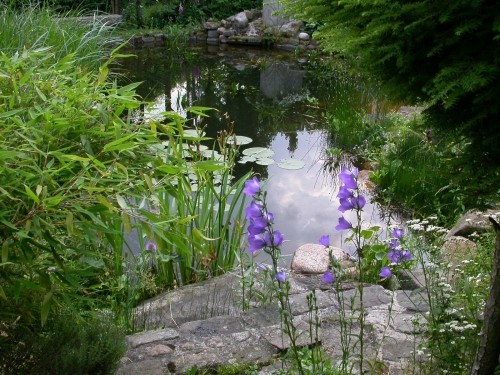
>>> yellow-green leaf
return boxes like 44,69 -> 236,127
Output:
2,241 -> 8,263
66,212 -> 74,235
24,185 -> 40,204
41,291 -> 53,327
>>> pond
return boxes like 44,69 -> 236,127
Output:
115,44 -> 398,264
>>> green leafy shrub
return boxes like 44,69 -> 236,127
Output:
0,311 -> 125,375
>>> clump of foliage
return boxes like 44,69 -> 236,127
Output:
284,0 -> 500,161
1,310 -> 126,375
0,4 -> 117,69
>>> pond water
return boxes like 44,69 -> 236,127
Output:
116,44 -> 398,263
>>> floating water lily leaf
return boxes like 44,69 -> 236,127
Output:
238,155 -> 256,164
277,158 -> 305,170
242,147 -> 274,158
256,158 -> 275,166
228,135 -> 252,145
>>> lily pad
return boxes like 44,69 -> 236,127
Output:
183,129 -> 205,138
277,158 -> 305,170
228,135 -> 253,145
242,147 -> 274,158
238,155 -> 257,164
255,157 -> 275,166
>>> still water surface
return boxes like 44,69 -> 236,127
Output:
116,44 -> 396,262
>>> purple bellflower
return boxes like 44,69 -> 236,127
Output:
392,228 -> 404,239
321,270 -> 335,283
339,167 -> 358,190
379,266 -> 392,278
265,230 -> 284,247
335,216 -> 352,231
178,3 -> 184,14
275,271 -> 286,283
319,235 -> 330,247
248,234 -> 266,253
243,176 -> 260,196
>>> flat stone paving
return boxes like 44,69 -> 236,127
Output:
117,273 -> 429,374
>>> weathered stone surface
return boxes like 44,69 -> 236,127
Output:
207,29 -> 218,38
279,20 -> 303,37
146,344 -> 173,357
234,11 -> 249,29
291,243 -> 352,274
441,235 -> 478,271
446,209 -> 500,238
118,273 -> 431,374
395,290 -> 430,313
126,328 -> 179,348
133,273 -> 240,331
203,21 -> 220,30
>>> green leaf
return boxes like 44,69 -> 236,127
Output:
242,147 -> 274,158
255,157 -> 275,166
276,158 -> 305,170
229,135 -> 253,145
24,185 -> 40,204
2,241 -> 8,263
66,212 -> 74,235
194,160 -> 226,171
41,291 -> 53,327
115,194 -> 129,210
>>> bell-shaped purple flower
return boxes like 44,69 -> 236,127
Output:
335,216 -> 352,231
338,197 -> 354,213
339,167 -> 358,190
321,270 -> 335,283
275,271 -> 286,282
178,3 -> 184,14
388,238 -> 400,250
388,249 -> 412,264
145,241 -> 157,252
401,250 -> 412,261
337,185 -> 354,199
248,234 -> 266,253
246,201 -> 263,220
319,235 -> 330,247
243,177 -> 260,197
265,230 -> 284,247
392,228 -> 404,239
352,194 -> 366,209
379,266 -> 392,278
248,222 -> 266,235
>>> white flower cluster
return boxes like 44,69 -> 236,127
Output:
444,319 -> 477,333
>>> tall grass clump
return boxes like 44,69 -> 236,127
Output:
0,4 -> 117,69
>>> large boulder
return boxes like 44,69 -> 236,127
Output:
446,209 -> 500,239
441,235 -> 478,274
233,12 -> 249,29
279,20 -> 303,37
291,243 -> 353,274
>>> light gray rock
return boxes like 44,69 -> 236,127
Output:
298,32 -> 310,41
441,235 -> 478,271
279,20 -> 303,37
446,209 -> 500,238
234,11 -> 249,29
291,243 -> 353,274
126,328 -> 178,349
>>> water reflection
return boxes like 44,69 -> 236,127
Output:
115,45 -> 396,263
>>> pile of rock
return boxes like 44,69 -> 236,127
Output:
189,10 -> 316,51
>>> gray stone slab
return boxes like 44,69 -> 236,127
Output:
241,304 -> 281,328
126,328 -> 179,348
396,290 -> 430,312
179,315 -> 245,337
340,285 -> 391,309
133,273 -> 241,330
116,359 -> 165,375
288,289 -> 336,315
